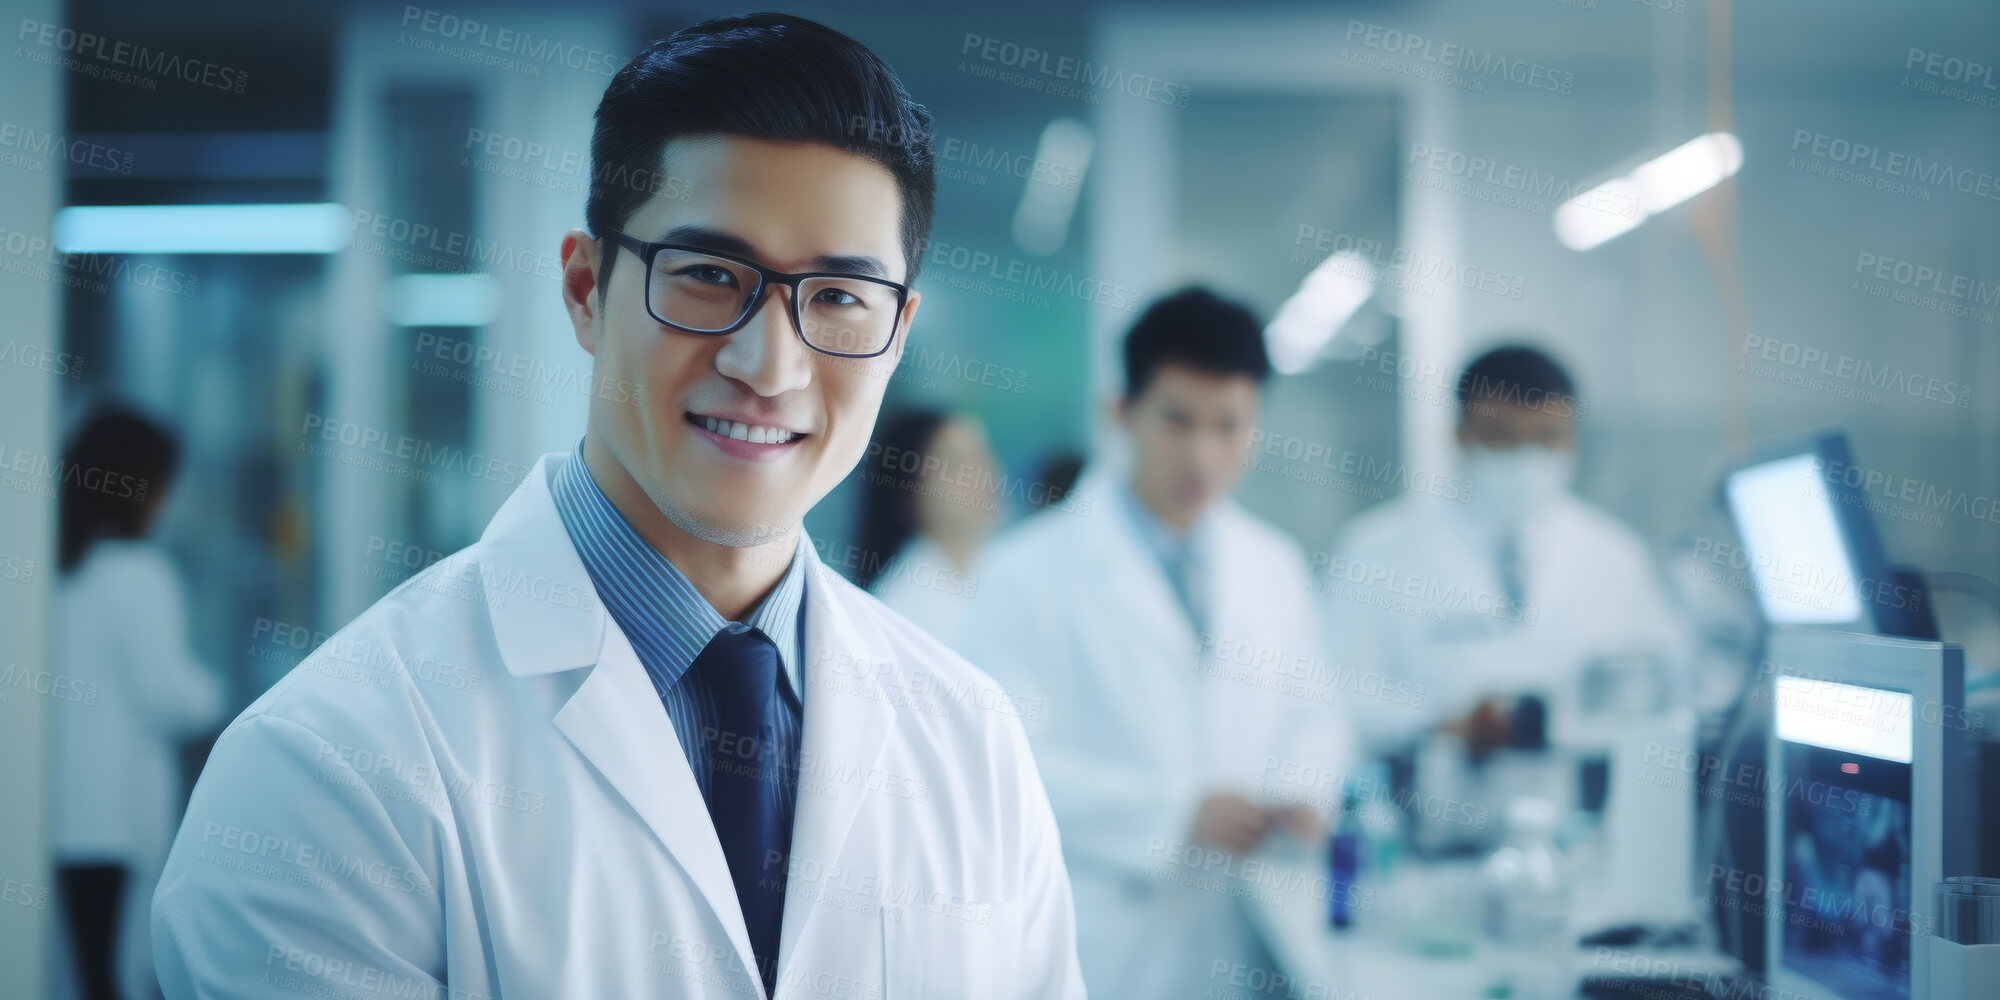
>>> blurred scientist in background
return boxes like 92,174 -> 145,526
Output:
53,408 -> 226,1000
1324,344 -> 1686,758
855,408 -> 1000,648
966,288 -> 1353,998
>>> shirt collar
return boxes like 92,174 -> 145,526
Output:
1116,476 -> 1213,567
548,445 -> 807,703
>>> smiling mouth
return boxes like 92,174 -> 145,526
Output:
685,413 -> 806,446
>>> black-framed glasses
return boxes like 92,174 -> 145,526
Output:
602,229 -> 910,359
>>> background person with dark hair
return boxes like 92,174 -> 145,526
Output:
855,408 -> 999,649
150,14 -> 1082,998
1321,343 -> 1687,794
965,286 -> 1355,998
52,407 -> 224,1000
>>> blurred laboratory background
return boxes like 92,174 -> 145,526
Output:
4,0 -> 2000,997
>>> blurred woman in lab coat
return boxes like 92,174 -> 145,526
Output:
855,408 -> 1000,649
53,409 -> 225,1000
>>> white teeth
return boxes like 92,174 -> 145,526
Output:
698,416 -> 796,445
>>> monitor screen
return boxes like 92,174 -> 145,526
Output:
1774,674 -> 1916,1000
1725,452 -> 1866,625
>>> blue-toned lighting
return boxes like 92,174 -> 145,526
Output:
1266,249 -> 1376,375
1555,132 -> 1743,251
53,203 -> 351,254
384,273 -> 502,328
1011,118 -> 1095,257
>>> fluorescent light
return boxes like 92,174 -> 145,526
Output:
1011,118 -> 1095,257
1555,132 -> 1742,251
1774,675 -> 1913,763
54,203 -> 350,254
1632,132 -> 1744,207
1266,249 -> 1375,374
384,273 -> 502,327
1553,178 -> 1645,252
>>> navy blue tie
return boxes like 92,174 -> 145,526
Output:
688,623 -> 791,995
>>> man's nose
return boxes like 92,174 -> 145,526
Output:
715,286 -> 814,396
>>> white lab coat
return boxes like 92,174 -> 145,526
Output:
1322,490 -> 1688,748
961,468 -> 1353,999
869,536 -> 978,652
53,539 -> 227,1000
55,540 -> 227,861
151,453 -> 1084,999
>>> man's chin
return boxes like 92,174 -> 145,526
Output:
642,483 -> 799,549
1177,485 -> 1219,514
679,513 -> 797,548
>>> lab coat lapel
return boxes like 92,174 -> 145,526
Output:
1198,505 -> 1255,647
1084,469 -> 1203,652
551,629 -> 762,986
775,548 -> 896,984
480,454 -> 761,985
1062,469 -> 1206,763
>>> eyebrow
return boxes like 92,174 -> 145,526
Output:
654,224 -> 893,279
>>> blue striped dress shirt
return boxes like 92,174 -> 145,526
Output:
548,446 -> 807,810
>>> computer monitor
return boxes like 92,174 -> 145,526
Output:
1723,432 -> 1935,638
1762,628 -> 1968,1000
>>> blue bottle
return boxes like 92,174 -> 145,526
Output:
1328,794 -> 1362,930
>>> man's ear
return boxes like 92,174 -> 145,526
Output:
1108,391 -> 1133,431
888,290 -> 921,366
560,229 -> 602,355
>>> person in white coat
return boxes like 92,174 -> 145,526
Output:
855,409 -> 1000,650
1322,344 -> 1688,758
963,288 -> 1354,998
54,409 -> 227,1000
151,15 -> 1083,999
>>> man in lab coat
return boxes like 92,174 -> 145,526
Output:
1323,344 -> 1686,757
964,288 -> 1353,998
151,15 -> 1084,999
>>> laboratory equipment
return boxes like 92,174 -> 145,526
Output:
1482,797 -> 1572,999
1761,627 -> 1969,1000
1722,431 -> 1936,639
1919,876 -> 2000,1000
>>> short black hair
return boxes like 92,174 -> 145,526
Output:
586,13 -> 936,291
1454,343 -> 1578,417
59,407 -> 179,573
1121,286 -> 1271,399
